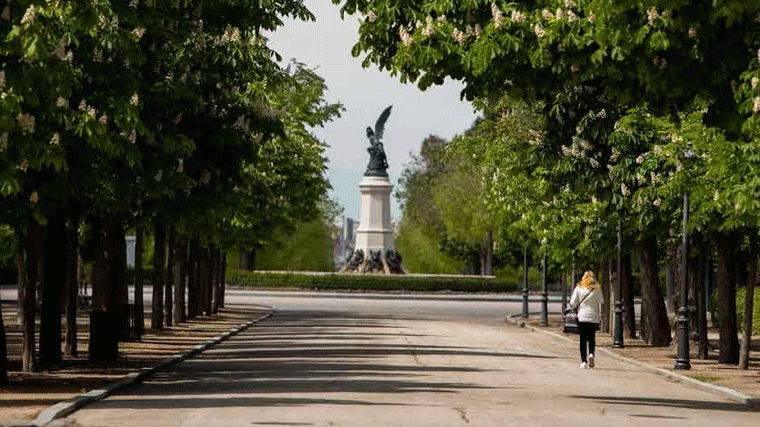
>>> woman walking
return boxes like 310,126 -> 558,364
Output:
569,270 -> 604,369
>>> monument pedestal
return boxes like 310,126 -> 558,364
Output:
342,175 -> 405,274
355,176 -> 394,252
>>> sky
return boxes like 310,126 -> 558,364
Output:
267,1 -> 479,221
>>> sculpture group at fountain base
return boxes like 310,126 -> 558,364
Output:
340,249 -> 406,275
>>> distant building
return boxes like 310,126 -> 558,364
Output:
333,216 -> 358,269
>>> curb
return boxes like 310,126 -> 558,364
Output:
505,313 -> 759,407
29,306 -> 276,427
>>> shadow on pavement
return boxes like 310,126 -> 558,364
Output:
93,309 -> 539,410
571,395 -> 760,413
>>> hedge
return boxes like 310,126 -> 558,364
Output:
710,286 -> 760,336
226,269 -> 520,293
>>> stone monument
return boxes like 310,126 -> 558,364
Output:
341,106 -> 405,274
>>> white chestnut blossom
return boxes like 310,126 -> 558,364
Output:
542,9 -> 553,20
422,20 -> 434,36
556,9 -> 564,20
534,23 -> 545,38
474,24 -> 483,38
452,28 -> 465,45
754,97 -> 760,114
636,154 -> 644,164
688,27 -> 697,38
752,77 -> 759,90
588,12 -> 595,23
17,113 -> 35,134
50,132 -> 60,145
511,11 -> 526,22
0,70 -> 4,90
437,14 -> 446,22
653,198 -> 662,207
130,93 -> 139,106
128,129 -> 137,144
367,11 -> 377,22
589,158 -> 599,168
21,5 -> 35,25
0,132 -> 8,152
29,192 -> 38,204
399,25 -> 412,46
567,10 -> 577,22
491,4 -> 503,28
133,27 -> 145,40
646,7 -> 658,25
621,183 -> 631,197
99,114 -> 107,124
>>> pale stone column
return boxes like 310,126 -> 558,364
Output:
354,175 -> 394,253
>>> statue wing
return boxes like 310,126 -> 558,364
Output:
373,105 -> 393,142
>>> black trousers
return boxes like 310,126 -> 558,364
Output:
578,322 -> 598,362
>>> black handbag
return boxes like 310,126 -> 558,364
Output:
563,289 -> 593,334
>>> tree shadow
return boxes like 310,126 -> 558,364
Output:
570,395 -> 760,413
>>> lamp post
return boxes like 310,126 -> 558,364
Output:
522,246 -> 529,318
540,253 -> 549,327
675,150 -> 694,370
613,220 -> 625,348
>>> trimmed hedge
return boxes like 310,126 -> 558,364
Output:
710,286 -> 760,336
737,287 -> 760,336
227,269 -> 520,293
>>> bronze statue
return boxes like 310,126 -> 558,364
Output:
365,105 -> 392,177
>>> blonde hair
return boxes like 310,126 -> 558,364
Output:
577,270 -> 600,290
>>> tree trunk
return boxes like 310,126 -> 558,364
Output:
688,248 -> 700,342
0,274 -> 7,385
23,216 -> 43,372
212,249 -> 220,314
697,242 -> 709,359
40,214 -> 67,366
64,211 -> 79,357
151,222 -> 166,329
600,258 -> 611,333
134,226 -> 144,338
174,237 -> 187,324
739,246 -> 757,369
714,232 -> 740,364
204,249 -> 213,315
187,238 -> 200,319
666,238 -> 678,315
90,215 -> 126,361
164,227 -> 174,327
622,253 -> 637,339
219,253 -> 226,309
484,230 -> 493,276
635,235 -> 671,346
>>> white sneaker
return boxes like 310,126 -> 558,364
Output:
580,362 -> 588,369
588,354 -> 595,368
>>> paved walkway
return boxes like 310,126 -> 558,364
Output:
52,310 -> 759,426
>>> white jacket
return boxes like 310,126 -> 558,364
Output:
569,285 -> 603,324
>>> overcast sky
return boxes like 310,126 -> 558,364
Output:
267,1 -> 478,220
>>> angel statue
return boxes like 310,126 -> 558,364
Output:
364,105 -> 392,177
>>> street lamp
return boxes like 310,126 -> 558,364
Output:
675,150 -> 694,370
522,246 -> 529,318
540,253 -> 549,327
613,220 -> 625,348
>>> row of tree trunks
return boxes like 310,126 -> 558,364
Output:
714,232 -> 741,364
636,235 -> 671,346
165,228 -> 175,327
739,247 -> 756,369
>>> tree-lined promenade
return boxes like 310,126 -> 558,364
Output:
0,0 -> 341,384
345,0 -> 760,368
